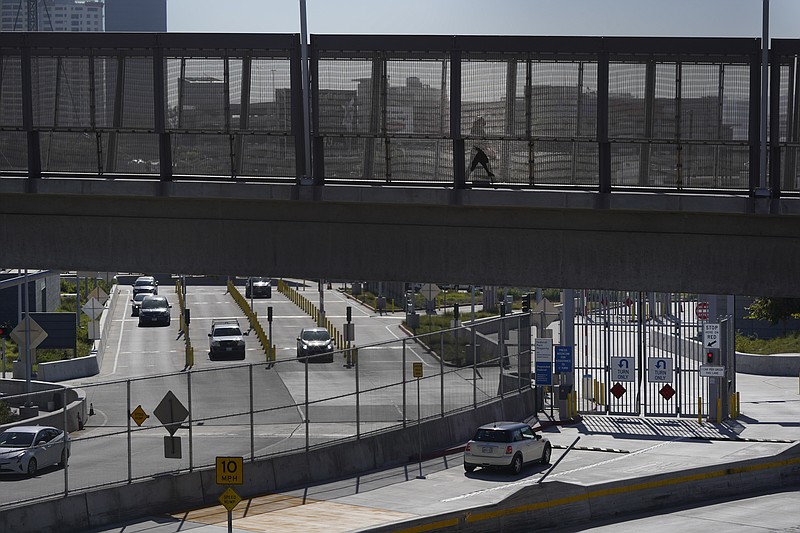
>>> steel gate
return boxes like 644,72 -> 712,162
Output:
571,291 -> 711,418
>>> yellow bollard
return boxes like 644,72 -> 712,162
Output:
698,396 -> 703,424
600,382 -> 606,406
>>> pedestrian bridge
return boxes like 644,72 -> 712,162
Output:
1,33 -> 799,296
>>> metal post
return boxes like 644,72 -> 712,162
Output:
187,371 -> 193,471
127,379 -> 132,483
298,0 -> 312,180
63,387 -> 68,495
416,377 -> 424,479
759,0 -> 769,192
402,339 -> 407,427
472,286 -> 477,408
249,364 -> 254,461
304,350 -> 309,450
440,330 -> 444,416
24,269 -> 32,404
355,345 -> 360,438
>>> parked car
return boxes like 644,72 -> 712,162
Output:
130,292 -> 150,316
0,426 -> 70,476
245,277 -> 272,298
208,319 -> 247,360
137,295 -> 172,326
296,327 -> 335,363
132,276 -> 158,297
463,421 -> 551,474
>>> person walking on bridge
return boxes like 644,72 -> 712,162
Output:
468,116 -> 495,182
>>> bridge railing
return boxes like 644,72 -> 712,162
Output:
0,33 -> 798,195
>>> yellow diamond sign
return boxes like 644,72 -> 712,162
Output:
219,487 -> 241,512
130,405 -> 149,426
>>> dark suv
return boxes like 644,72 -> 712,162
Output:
245,277 -> 272,298
296,327 -> 334,363
138,296 -> 171,326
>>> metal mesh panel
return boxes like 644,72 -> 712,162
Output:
531,61 -> 598,139
384,138 -> 452,182
0,54 -> 23,128
172,133 -> 230,176
238,134 -> 295,178
385,59 -> 450,137
609,63 -> 647,138
120,56 -> 154,130
247,58 -> 292,133
317,58 -> 373,135
110,132 -> 160,174
40,132 -> 101,172
93,56 -> 119,130
0,131 -> 26,170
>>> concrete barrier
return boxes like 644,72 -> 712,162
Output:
360,443 -> 800,533
0,380 -> 87,433
650,330 -> 800,377
0,390 -> 536,532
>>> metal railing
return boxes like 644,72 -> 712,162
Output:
0,313 -> 532,509
1,33 -> 798,196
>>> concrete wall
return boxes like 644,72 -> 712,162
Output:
0,390 -> 537,532
0,380 -> 87,433
650,330 -> 800,377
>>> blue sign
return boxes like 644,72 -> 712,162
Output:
554,345 -> 574,373
535,362 -> 552,386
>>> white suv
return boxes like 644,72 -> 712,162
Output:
463,421 -> 551,474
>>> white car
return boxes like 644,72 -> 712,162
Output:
0,426 -> 70,476
463,421 -> 550,474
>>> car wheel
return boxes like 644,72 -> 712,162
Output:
510,453 -> 523,475
542,443 -> 553,465
59,449 -> 68,468
26,457 -> 37,476
464,463 -> 476,473
541,443 -> 552,465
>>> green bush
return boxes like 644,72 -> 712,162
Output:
0,401 -> 18,425
736,331 -> 800,355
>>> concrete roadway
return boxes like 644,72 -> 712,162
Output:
85,372 -> 800,533
1,280 -> 449,507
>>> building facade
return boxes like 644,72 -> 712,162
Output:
0,0 -> 103,32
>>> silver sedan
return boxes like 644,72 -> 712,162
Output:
0,426 -> 70,476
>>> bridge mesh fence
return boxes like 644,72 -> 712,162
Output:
1,35 -> 799,192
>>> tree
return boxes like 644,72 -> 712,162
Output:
745,297 -> 800,331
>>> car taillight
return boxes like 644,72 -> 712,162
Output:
505,446 -> 513,455
465,443 -> 471,452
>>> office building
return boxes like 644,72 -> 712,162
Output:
0,0 -> 103,32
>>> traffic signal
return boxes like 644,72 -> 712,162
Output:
0,321 -> 11,340
522,293 -> 531,312
705,348 -> 720,365
453,303 -> 459,319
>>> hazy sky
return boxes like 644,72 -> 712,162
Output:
167,0 -> 800,38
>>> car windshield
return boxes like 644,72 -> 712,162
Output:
302,330 -> 330,341
135,279 -> 154,286
141,298 -> 167,309
473,429 -> 512,443
133,293 -> 149,302
215,327 -> 241,336
0,431 -> 34,447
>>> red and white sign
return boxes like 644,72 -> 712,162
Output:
696,301 -> 709,320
